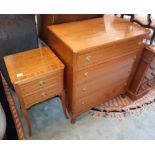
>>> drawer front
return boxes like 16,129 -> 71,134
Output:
77,39 -> 142,69
76,53 -> 136,84
73,80 -> 126,114
23,86 -> 61,108
76,67 -> 130,99
19,71 -> 63,95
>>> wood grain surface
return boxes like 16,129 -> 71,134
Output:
46,15 -> 149,123
4,46 -> 68,136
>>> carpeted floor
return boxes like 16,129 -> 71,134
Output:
90,89 -> 155,120
12,89 -> 155,140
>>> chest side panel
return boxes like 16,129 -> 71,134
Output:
46,30 -> 77,114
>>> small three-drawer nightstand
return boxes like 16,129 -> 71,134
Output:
4,46 -> 68,136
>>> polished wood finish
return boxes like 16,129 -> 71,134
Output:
120,14 -> 155,45
128,45 -> 155,100
4,46 -> 68,135
39,14 -> 103,42
46,16 -> 149,123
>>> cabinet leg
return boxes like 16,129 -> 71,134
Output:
71,115 -> 76,124
22,108 -> 32,136
60,90 -> 68,119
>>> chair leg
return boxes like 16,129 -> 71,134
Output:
150,29 -> 155,45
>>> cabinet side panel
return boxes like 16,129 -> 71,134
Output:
46,30 -> 75,115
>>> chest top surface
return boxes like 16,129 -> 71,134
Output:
48,16 -> 150,52
4,46 -> 64,84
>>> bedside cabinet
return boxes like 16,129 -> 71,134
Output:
128,46 -> 155,100
4,46 -> 68,136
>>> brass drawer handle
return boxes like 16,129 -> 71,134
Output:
39,80 -> 45,86
41,92 -> 47,97
82,88 -> 86,92
138,40 -> 143,45
85,55 -> 92,62
81,101 -> 85,105
84,72 -> 89,77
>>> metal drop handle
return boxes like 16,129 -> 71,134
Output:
82,88 -> 86,92
41,92 -> 46,97
39,80 -> 45,86
84,72 -> 89,77
81,101 -> 85,105
85,55 -> 92,62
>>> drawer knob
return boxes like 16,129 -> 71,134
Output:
85,55 -> 92,62
81,101 -> 85,105
82,88 -> 87,92
84,72 -> 89,77
138,40 -> 143,45
39,80 -> 45,86
41,92 -> 46,97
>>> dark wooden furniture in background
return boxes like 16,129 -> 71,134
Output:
128,46 -> 155,100
119,14 -> 155,99
4,46 -> 68,136
45,15 -> 149,123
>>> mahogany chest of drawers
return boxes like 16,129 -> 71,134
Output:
128,46 -> 155,100
4,46 -> 68,136
46,16 -> 149,123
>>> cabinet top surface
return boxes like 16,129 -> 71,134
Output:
48,16 -> 149,52
4,46 -> 64,83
